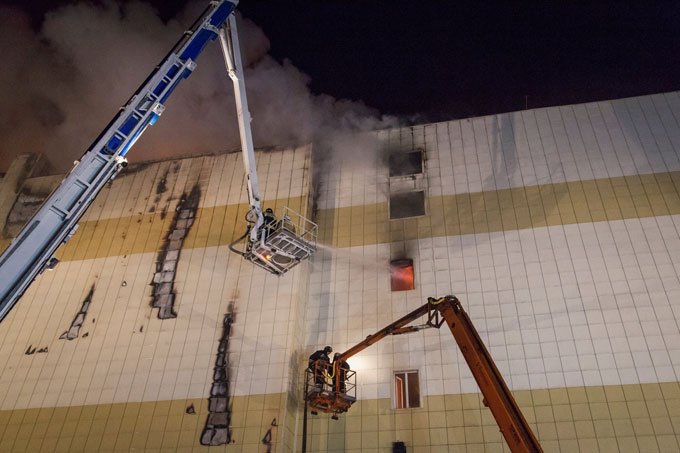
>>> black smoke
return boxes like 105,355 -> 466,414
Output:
0,1 -> 397,172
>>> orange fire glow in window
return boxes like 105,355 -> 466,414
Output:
390,259 -> 414,291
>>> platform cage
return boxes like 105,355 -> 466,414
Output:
231,206 -> 317,276
305,360 -> 357,416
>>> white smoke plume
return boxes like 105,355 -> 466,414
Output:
0,0 -> 398,173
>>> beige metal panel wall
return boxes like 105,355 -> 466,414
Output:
0,145 -> 313,451
316,91 -> 680,211
306,92 -> 680,451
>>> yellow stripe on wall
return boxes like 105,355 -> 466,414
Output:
1,171 -> 678,261
1,382 -> 679,452
0,394 -> 288,452
318,171 -> 680,248
0,196 -> 308,263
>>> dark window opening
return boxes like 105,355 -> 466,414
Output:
389,191 -> 425,219
394,371 -> 420,409
389,151 -> 423,177
390,259 -> 414,291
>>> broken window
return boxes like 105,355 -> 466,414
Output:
389,150 -> 423,177
394,371 -> 420,409
390,259 -> 414,291
389,191 -> 425,220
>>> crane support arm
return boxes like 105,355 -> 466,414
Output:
218,17 -> 260,212
335,304 -> 431,363
431,296 -> 543,453
218,16 -> 263,243
0,0 -> 239,321
334,296 -> 542,453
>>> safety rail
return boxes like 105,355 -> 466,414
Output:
230,206 -> 317,276
305,360 -> 356,417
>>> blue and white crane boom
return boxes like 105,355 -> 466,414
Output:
0,0 -> 317,323
0,0 -> 239,321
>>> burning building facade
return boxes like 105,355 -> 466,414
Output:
0,92 -> 680,451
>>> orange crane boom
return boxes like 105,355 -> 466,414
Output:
308,295 -> 543,453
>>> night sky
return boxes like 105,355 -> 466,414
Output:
6,0 -> 680,122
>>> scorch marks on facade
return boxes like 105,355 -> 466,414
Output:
60,284 -> 94,340
150,184 -> 201,319
201,302 -> 236,446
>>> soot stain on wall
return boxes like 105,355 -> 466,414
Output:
60,284 -> 95,340
201,302 -> 236,446
150,184 -> 201,319
149,168 -> 169,214
150,162 -> 180,217
261,418 -> 277,452
4,187 -> 52,238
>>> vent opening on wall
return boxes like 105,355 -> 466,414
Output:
389,191 -> 425,220
389,150 -> 423,177
390,259 -> 414,291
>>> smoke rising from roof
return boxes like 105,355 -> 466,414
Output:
0,1 -> 397,173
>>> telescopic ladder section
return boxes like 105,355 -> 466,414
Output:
0,1 -> 239,321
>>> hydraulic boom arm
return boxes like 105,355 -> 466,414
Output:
219,17 -> 318,276
0,0 -> 239,321
332,296 -> 543,453
218,15 -> 263,242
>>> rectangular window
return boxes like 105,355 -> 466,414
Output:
389,151 -> 423,177
390,259 -> 414,291
389,191 -> 425,220
394,371 -> 420,409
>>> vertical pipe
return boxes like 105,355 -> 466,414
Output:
302,374 -> 309,452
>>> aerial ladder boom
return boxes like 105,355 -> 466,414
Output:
221,17 -> 317,277
308,296 -> 543,453
0,0 -> 317,322
218,17 -> 262,237
0,0 -> 239,321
